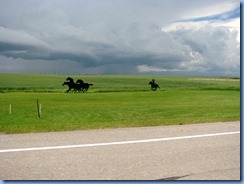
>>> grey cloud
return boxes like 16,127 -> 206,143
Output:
162,25 -> 240,74
0,0 -> 240,76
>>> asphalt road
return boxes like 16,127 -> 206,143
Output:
0,121 -> 240,180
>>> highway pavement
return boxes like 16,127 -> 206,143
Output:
0,121 -> 240,180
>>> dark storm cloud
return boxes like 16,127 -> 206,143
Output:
0,0 -> 240,76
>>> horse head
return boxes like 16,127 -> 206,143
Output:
66,77 -> 74,83
76,79 -> 84,84
62,81 -> 67,86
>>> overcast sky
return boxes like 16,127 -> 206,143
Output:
0,0 -> 240,76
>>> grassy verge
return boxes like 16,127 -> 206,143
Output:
0,73 -> 240,134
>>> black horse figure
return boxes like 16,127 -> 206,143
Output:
62,77 -> 81,93
149,79 -> 160,91
76,79 -> 93,93
62,81 -> 81,93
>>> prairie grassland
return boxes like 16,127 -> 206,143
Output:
0,73 -> 240,92
0,73 -> 240,134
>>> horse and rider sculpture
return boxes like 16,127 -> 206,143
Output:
62,77 -> 93,93
62,77 -> 160,93
149,79 -> 160,91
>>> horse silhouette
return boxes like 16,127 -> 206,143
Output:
76,79 -> 93,93
62,77 -> 93,93
149,79 -> 160,91
62,81 -> 81,93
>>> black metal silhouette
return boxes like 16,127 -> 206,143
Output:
76,79 -> 93,93
62,81 -> 81,93
149,79 -> 160,91
62,77 -> 93,93
62,77 -> 80,93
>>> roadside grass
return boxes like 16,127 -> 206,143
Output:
0,73 -> 240,134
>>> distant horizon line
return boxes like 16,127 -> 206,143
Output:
0,72 -> 240,78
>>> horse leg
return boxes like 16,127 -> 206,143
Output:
79,85 -> 83,93
74,88 -> 78,93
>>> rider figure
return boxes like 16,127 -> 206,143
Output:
149,79 -> 160,91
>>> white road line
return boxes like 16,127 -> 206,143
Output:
0,131 -> 240,153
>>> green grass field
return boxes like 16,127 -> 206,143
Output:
0,73 -> 240,134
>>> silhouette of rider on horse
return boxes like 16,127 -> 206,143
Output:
149,79 -> 160,91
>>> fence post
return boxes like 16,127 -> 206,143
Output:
9,104 -> 11,115
39,104 -> 42,116
37,99 -> 40,118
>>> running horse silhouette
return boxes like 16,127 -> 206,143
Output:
62,77 -> 81,93
149,79 -> 160,91
62,77 -> 93,93
76,79 -> 93,93
62,81 -> 80,93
